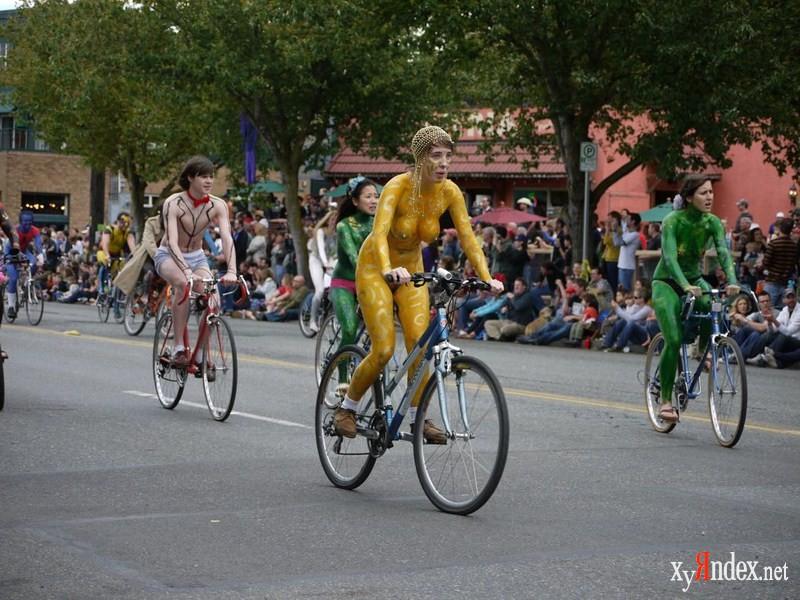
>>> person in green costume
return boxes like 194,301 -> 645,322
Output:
652,175 -> 739,422
330,176 -> 378,354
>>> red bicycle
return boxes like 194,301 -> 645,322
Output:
152,274 -> 248,421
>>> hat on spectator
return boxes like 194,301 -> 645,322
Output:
784,288 -> 796,297
516,197 -> 533,207
776,211 -> 786,218
749,223 -> 761,231
515,234 -> 527,243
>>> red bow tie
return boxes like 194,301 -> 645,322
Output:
187,191 -> 210,208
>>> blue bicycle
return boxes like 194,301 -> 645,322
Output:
315,271 -> 509,514
644,289 -> 747,447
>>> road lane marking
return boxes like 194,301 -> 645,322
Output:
13,325 -> 799,438
122,390 -> 310,428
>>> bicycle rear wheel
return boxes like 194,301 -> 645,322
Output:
643,333 -> 677,434
152,312 -> 186,409
315,346 -> 379,489
708,336 -> 747,447
202,316 -> 238,421
298,292 -> 316,338
413,355 -> 509,515
25,280 -> 44,326
123,285 -> 148,336
314,312 -> 340,389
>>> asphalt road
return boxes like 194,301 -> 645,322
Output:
1,302 -> 798,599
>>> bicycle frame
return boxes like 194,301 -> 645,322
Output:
370,304 -> 463,443
676,291 -> 733,403
165,276 -> 245,375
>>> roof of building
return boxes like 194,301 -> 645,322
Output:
325,142 -> 566,179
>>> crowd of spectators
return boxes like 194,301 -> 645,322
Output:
5,190 -> 799,369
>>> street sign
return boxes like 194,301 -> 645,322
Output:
580,142 -> 597,172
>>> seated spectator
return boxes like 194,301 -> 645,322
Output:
261,274 -> 308,321
734,291 -> 780,359
517,278 -> 588,345
748,288 -> 800,366
587,267 -> 613,311
529,260 -> 558,317
264,273 -> 293,314
727,294 -> 753,334
601,289 -> 654,352
458,291 -> 505,340
483,278 -> 535,341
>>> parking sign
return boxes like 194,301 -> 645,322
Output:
580,142 -> 597,172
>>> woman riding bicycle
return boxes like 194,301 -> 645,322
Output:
333,125 -> 503,442
328,176 -> 378,356
652,175 -> 739,422
308,210 -> 338,332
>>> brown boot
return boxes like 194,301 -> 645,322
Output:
413,419 -> 447,444
333,408 -> 357,438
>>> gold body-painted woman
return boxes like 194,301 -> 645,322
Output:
333,126 -> 504,441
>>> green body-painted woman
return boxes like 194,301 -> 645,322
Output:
652,175 -> 739,422
329,177 -> 378,359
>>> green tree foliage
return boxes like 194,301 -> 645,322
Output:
148,0 -> 456,280
407,0 -> 799,258
1,0 -> 220,231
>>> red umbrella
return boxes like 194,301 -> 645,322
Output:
471,208 -> 546,225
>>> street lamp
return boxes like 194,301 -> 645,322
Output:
789,183 -> 798,207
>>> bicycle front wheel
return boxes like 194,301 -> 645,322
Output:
644,333 -> 677,434
123,286 -> 148,336
152,312 -> 185,409
708,336 -> 747,447
0,346 -> 5,411
314,312 -> 340,389
298,292 -> 316,338
112,288 -> 126,323
202,316 -> 238,421
315,345 -> 379,489
413,355 -> 509,515
97,291 -> 111,322
25,280 -> 44,326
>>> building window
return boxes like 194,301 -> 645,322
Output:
0,41 -> 8,68
144,193 -> 158,209
21,192 -> 69,226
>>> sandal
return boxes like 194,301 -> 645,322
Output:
658,404 -> 679,423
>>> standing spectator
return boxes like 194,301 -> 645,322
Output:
646,223 -> 661,250
761,219 -> 799,308
516,196 -> 534,213
768,211 -> 786,238
246,223 -> 270,264
733,198 -> 753,235
483,278 -> 535,341
615,212 -> 642,292
601,212 -> 621,291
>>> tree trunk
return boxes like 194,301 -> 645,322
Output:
88,168 -> 106,251
126,170 -> 148,239
282,166 -> 310,284
552,113 -> 590,263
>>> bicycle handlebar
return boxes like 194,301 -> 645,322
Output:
177,274 -> 250,306
409,269 -> 492,294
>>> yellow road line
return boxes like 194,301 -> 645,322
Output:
8,324 -> 799,436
